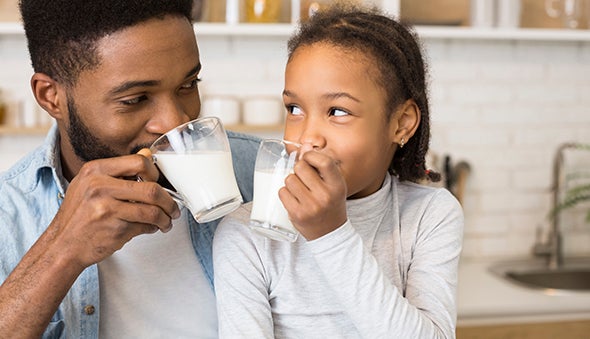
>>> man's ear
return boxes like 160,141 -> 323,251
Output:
390,99 -> 421,146
30,73 -> 66,120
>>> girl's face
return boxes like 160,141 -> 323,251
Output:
283,43 -> 398,199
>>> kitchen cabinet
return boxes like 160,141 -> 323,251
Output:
2,0 -> 590,137
2,0 -> 589,37
194,23 -> 590,41
0,124 -> 284,136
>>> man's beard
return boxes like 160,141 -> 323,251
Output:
65,96 -> 172,188
66,96 -> 149,162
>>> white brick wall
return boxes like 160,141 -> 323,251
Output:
1,32 -> 589,261
424,38 -> 590,260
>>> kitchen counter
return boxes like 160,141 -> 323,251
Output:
457,258 -> 590,326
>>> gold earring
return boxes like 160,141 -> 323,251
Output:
399,137 -> 405,148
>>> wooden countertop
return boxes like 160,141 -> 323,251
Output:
457,319 -> 590,339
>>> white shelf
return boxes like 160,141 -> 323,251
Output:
416,26 -> 590,42
2,21 -> 590,41
194,23 -> 295,37
0,124 -> 282,136
0,125 -> 51,136
0,22 -> 23,35
196,23 -> 590,41
0,22 -> 296,37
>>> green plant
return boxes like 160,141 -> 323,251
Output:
551,184 -> 590,222
549,151 -> 590,223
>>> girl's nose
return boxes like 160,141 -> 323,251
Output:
298,119 -> 326,150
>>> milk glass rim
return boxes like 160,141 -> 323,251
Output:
150,116 -> 223,150
261,138 -> 301,148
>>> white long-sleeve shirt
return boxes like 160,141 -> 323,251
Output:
213,174 -> 464,338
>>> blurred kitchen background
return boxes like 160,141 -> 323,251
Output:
1,0 -> 590,336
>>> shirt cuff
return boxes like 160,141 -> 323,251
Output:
305,219 -> 355,255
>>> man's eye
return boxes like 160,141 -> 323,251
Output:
330,108 -> 348,117
121,95 -> 147,105
181,78 -> 201,90
287,105 -> 303,116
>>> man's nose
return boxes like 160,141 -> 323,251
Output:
149,98 -> 193,134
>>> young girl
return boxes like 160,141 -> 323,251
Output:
213,4 -> 463,338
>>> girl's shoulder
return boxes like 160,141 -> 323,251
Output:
214,202 -> 279,248
394,176 -> 457,203
215,202 -> 252,236
392,176 -> 464,241
393,175 -> 463,220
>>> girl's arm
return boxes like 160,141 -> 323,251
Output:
307,189 -> 463,339
213,208 -> 275,339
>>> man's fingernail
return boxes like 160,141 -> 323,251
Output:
137,148 -> 152,158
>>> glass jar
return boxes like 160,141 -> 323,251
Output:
244,0 -> 282,23
300,0 -> 332,22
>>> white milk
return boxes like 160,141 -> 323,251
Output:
154,151 -> 241,221
250,168 -> 297,241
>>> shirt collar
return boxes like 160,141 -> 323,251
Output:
346,173 -> 393,221
37,123 -> 69,195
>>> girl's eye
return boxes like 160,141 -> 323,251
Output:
121,95 -> 147,105
287,105 -> 303,116
181,78 -> 201,90
329,108 -> 349,117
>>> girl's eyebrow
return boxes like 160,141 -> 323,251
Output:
184,63 -> 202,79
322,92 -> 360,102
283,89 -> 360,102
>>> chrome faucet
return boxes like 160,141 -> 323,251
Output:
532,142 -> 582,270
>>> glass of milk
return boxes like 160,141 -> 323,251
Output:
249,139 -> 300,242
150,117 -> 242,223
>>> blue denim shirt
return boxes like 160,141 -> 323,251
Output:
0,125 -> 259,338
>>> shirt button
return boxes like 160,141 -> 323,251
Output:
57,192 -> 65,200
84,305 -> 95,315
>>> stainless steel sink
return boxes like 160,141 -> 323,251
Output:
490,258 -> 590,293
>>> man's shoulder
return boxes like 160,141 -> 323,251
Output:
227,130 -> 261,147
1,126 -> 57,189
0,145 -> 52,227
227,131 -> 261,159
0,145 -> 46,191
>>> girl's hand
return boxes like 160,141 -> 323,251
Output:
279,144 -> 347,240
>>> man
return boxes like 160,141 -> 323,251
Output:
0,1 -> 259,337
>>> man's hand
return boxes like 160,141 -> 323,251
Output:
0,152 -> 180,337
54,152 -> 180,268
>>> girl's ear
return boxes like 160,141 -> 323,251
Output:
390,99 -> 420,146
31,73 -> 66,120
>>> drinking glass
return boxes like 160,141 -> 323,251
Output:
249,139 -> 300,242
150,116 -> 242,223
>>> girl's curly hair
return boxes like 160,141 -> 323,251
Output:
288,4 -> 439,183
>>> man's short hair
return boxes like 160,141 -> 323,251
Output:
19,0 -> 193,86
